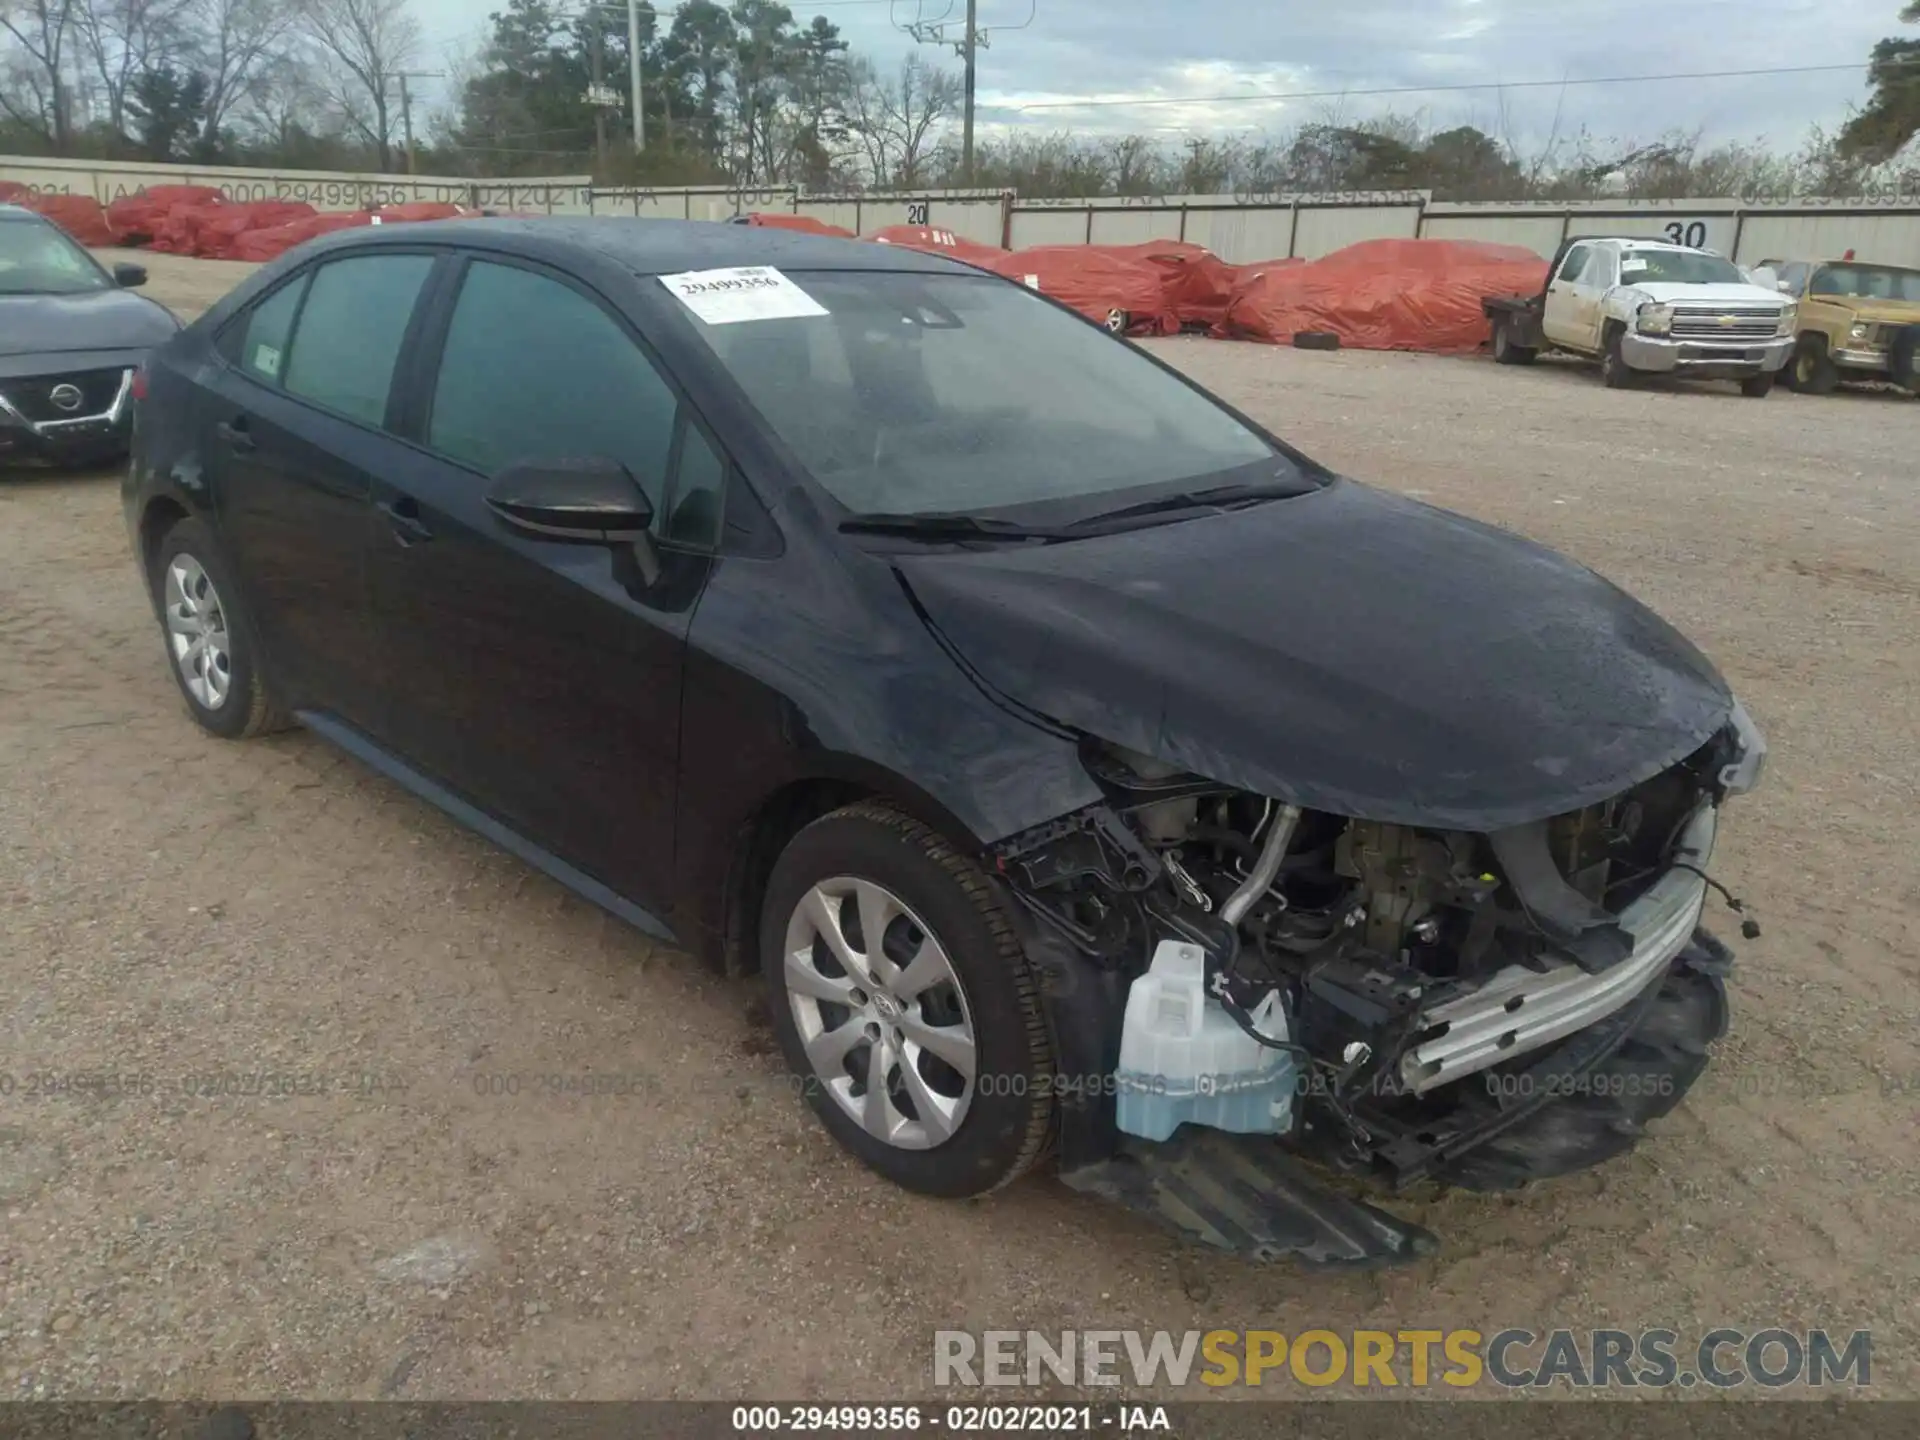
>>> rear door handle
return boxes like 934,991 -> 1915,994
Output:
379,495 -> 435,546
214,418 -> 255,454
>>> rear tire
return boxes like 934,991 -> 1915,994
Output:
1890,325 -> 1919,394
1491,319 -> 1536,365
1739,372 -> 1776,398
148,516 -> 289,740
760,802 -> 1054,1199
1787,335 -> 1839,395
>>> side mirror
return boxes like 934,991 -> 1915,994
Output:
484,456 -> 655,542
113,262 -> 148,288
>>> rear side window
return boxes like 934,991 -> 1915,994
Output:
282,254 -> 434,427
235,275 -> 307,385
426,260 -> 679,506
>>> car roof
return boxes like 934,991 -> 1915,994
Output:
310,215 -> 969,278
0,203 -> 47,223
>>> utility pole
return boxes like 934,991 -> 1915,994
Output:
590,12 -> 608,173
394,71 -> 445,176
961,0 -> 977,183
903,2 -> 1022,186
628,0 -> 645,153
398,73 -> 415,175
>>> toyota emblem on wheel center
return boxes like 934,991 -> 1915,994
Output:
48,383 -> 84,412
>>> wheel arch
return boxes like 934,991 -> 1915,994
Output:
712,759 -> 997,980
137,494 -> 192,585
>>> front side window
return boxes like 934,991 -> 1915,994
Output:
281,253 -> 434,427
680,270 -> 1299,520
1557,245 -> 1590,284
428,261 -> 681,509
0,219 -> 109,295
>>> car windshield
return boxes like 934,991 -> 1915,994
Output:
1809,264 -> 1920,303
1617,249 -> 1746,286
0,218 -> 110,296
677,269 -> 1312,520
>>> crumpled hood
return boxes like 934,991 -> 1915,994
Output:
1828,299 -> 1920,326
896,480 -> 1735,831
1621,281 -> 1785,307
0,289 -> 178,360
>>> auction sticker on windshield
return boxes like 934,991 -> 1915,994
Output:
659,266 -> 828,325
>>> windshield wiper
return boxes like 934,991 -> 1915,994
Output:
1062,478 -> 1307,531
838,511 -> 1070,543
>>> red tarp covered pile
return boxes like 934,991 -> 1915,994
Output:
0,180 -> 32,203
228,210 -> 377,262
106,186 -> 225,245
1109,240 -> 1243,331
192,201 -> 319,259
19,193 -> 120,246
740,211 -> 856,237
148,199 -> 231,255
867,224 -> 1008,268
372,201 -> 469,224
981,244 -> 1175,333
1219,238 -> 1549,353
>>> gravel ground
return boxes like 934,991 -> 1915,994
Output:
2,252 -> 1917,1401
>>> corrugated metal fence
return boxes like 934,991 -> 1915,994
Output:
0,155 -> 592,214
8,154 -> 1917,267
598,186 -> 1920,267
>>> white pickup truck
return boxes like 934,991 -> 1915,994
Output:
1483,236 -> 1797,395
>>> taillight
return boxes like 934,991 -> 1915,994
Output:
130,366 -> 148,401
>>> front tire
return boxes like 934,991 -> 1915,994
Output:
148,517 -> 287,740
760,802 -> 1054,1198
1601,326 -> 1634,389
1787,335 -> 1839,395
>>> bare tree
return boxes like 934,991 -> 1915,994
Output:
75,0 -> 192,140
844,52 -> 958,188
302,0 -> 420,171
0,0 -> 82,148
187,0 -> 302,156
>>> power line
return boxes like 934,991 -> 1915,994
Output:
1010,60 -> 1920,112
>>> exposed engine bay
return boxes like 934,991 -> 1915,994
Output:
993,704 -> 1765,1210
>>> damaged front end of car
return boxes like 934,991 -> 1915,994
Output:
988,703 -> 1766,1268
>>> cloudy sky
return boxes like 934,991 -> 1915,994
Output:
418,0 -> 1908,152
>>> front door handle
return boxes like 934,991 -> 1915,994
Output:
214,418 -> 255,454
379,496 -> 435,547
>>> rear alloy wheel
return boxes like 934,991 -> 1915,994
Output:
1104,308 -> 1130,334
149,517 -> 288,740
761,802 -> 1054,1198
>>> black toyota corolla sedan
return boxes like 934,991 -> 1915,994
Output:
125,219 -> 1766,1264
1,202 -> 178,467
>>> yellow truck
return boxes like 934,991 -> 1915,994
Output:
1754,257 -> 1920,395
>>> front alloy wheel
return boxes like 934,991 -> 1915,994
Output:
761,802 -> 1055,1198
783,877 -> 977,1149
